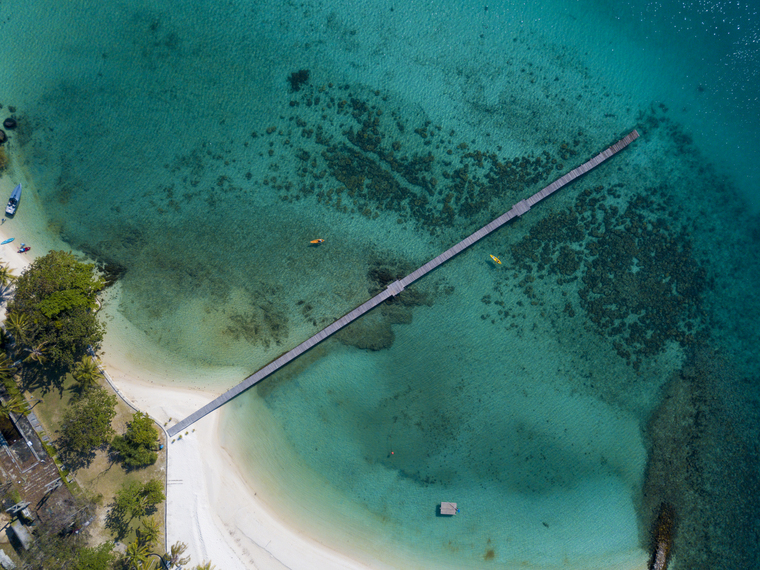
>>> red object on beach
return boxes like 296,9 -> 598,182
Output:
18,246 -> 30,253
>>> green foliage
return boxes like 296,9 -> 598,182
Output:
142,478 -> 165,506
0,262 -> 15,287
108,479 -> 166,538
23,340 -> 49,364
136,516 -> 160,548
0,353 -> 16,382
123,539 -> 150,569
59,386 -> 117,467
22,523 -> 85,570
0,394 -> 27,418
37,288 -> 93,318
112,412 -> 159,468
8,250 -> 106,367
0,357 -> 27,417
73,542 -> 116,570
111,436 -> 157,467
114,481 -> 144,519
7,486 -> 22,504
4,312 -> 30,345
72,355 -> 103,392
165,541 -> 191,568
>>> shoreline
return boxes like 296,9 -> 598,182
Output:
0,173 -> 387,570
0,172 -> 650,570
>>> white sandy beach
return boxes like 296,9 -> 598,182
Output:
0,171 -> 650,570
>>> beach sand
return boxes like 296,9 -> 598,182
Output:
0,175 -> 372,569
0,173 -> 650,569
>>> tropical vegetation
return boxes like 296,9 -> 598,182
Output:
112,411 -> 160,467
0,262 -> 14,287
7,251 -> 105,368
0,256 -> 216,569
58,385 -> 117,467
107,479 -> 166,539
72,355 -> 103,392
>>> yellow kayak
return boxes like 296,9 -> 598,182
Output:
490,255 -> 502,265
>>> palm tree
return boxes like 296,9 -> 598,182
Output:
72,355 -> 103,391
23,341 -> 49,365
137,516 -> 161,548
0,263 -> 14,287
4,312 -> 30,346
0,395 -> 26,419
193,562 -> 216,570
165,541 -> 191,568
0,353 -> 16,381
124,539 -> 150,570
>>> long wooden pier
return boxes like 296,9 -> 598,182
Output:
167,130 -> 639,437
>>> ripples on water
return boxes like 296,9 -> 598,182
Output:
1,0 -> 758,567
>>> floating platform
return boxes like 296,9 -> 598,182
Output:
440,502 -> 458,515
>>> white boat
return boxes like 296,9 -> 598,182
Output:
5,184 -> 21,216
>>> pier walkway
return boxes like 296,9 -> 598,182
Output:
167,130 -> 639,437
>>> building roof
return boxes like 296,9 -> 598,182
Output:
10,521 -> 31,550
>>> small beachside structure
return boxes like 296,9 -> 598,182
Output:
9,521 -> 31,551
0,548 -> 16,569
440,502 -> 458,515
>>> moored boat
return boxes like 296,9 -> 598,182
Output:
5,184 -> 21,216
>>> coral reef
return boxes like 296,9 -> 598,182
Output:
508,185 -> 707,369
225,293 -> 290,349
335,260 -> 435,351
287,69 -> 310,92
640,348 -> 760,570
255,81 -> 580,237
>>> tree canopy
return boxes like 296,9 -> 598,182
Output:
72,355 -> 104,393
111,412 -> 159,468
107,479 -> 166,539
8,250 -> 105,368
59,386 -> 117,466
72,542 -> 116,570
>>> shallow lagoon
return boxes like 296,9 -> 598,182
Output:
1,0 -> 759,567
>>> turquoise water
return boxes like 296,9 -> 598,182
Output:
1,0 -> 759,568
